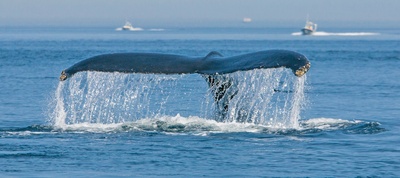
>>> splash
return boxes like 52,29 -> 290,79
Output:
50,68 -> 307,129
207,69 -> 306,128
13,116 -> 384,135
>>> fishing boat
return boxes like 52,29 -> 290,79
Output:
122,21 -> 134,30
243,18 -> 252,23
117,21 -> 143,31
301,18 -> 317,35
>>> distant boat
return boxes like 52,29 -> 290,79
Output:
301,18 -> 317,35
122,21 -> 134,30
116,21 -> 143,31
243,18 -> 252,23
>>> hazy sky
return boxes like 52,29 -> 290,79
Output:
1,0 -> 399,27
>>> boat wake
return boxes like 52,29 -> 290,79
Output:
115,28 -> 164,31
149,28 -> 165,31
115,27 -> 144,31
291,31 -> 380,36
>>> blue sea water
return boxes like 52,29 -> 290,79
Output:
0,27 -> 399,177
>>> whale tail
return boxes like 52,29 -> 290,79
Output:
60,70 -> 68,81
59,50 -> 310,122
295,63 -> 311,77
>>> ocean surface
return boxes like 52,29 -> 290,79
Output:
1,26 -> 399,177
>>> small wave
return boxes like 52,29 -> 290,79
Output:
0,151 -> 50,158
300,117 -> 385,134
291,31 -> 380,36
149,28 -> 165,31
0,125 -> 55,136
0,125 -> 53,132
301,118 -> 362,130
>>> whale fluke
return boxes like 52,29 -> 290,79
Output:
60,50 -> 310,81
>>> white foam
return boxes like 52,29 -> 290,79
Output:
291,32 -> 302,36
46,113 -> 369,134
51,114 -> 297,133
302,117 -> 361,130
58,122 -> 123,132
129,28 -> 144,31
49,114 -> 271,133
146,114 -> 269,133
5,131 -> 52,136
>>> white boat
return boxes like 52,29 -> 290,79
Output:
301,18 -> 317,35
122,21 -> 134,30
243,18 -> 252,23
117,21 -> 143,31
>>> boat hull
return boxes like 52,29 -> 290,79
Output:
301,28 -> 314,35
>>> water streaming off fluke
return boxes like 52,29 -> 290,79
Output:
50,68 -> 307,129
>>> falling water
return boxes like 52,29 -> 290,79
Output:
50,69 -> 307,129
208,68 -> 306,128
